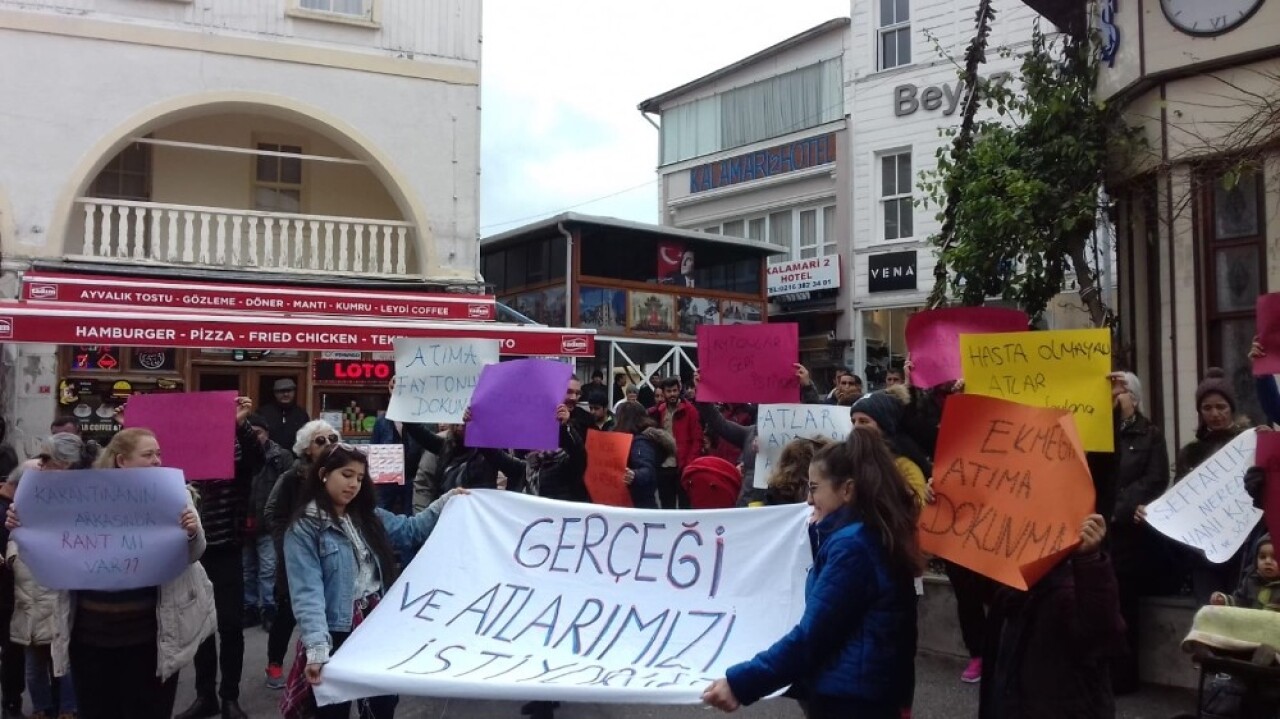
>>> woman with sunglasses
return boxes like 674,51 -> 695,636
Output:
262,419 -> 341,690
280,443 -> 466,718
7,427 -> 214,719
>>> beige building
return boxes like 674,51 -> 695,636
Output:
1025,0 -> 1280,448
0,0 -> 518,454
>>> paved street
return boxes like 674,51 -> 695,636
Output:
173,625 -> 1197,718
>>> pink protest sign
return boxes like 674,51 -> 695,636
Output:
1255,294 -> 1280,375
696,323 -> 799,404
124,391 -> 236,481
905,307 -> 1029,388
1255,431 -> 1280,542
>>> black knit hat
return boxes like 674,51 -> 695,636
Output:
1195,367 -> 1236,413
850,392 -> 903,436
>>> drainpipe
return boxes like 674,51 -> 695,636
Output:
557,221 -> 576,372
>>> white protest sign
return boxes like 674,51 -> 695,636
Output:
13,468 -> 191,590
752,403 -> 854,489
1146,429 -> 1264,563
364,444 -> 405,485
315,490 -> 812,706
387,339 -> 499,424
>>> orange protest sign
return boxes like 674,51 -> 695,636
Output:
584,430 -> 634,508
919,394 -> 1095,590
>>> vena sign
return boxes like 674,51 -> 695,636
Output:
895,72 -> 1012,117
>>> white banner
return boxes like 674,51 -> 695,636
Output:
386,338 -> 499,424
1146,428 -> 1264,564
315,490 -> 812,705
753,403 -> 853,489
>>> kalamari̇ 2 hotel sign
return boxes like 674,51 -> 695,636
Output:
689,133 -> 836,193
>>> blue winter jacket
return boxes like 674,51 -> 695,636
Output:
726,506 -> 916,706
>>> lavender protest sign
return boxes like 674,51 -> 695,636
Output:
1146,429 -> 1264,563
466,359 -> 573,451
12,468 -> 191,590
387,338 -> 500,424
314,490 -> 812,706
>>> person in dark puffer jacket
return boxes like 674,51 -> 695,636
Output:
979,514 -> 1127,719
175,396 -> 264,719
703,429 -> 921,719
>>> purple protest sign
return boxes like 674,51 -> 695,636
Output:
465,359 -> 572,451
905,307 -> 1029,388
125,391 -> 237,480
13,468 -> 191,591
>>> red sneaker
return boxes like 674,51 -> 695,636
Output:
961,657 -> 983,683
265,663 -> 285,690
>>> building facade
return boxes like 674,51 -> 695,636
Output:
1069,0 -> 1280,448
0,0 -> 592,455
643,3 -> 1105,393
846,0 -> 1049,388
639,20 -> 852,384
480,213 -> 780,396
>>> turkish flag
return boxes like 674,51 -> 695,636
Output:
656,241 -> 684,282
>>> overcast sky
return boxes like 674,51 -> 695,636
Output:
479,0 -> 850,236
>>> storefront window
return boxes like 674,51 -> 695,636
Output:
862,306 -> 916,389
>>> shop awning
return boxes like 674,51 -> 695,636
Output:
21,270 -> 496,321
0,301 -> 595,358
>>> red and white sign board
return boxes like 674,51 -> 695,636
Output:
21,272 -> 495,321
0,303 -> 593,358
766,256 -> 841,297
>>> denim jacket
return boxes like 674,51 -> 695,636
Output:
284,493 -> 453,664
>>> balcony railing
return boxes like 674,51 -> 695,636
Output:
73,198 -> 417,278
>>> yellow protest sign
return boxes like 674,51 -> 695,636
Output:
960,328 -> 1113,452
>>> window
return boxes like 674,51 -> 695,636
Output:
90,142 -> 152,201
299,0 -> 369,17
659,58 -> 843,165
799,209 -> 818,258
878,0 -> 911,70
254,143 -> 303,213
769,211 -> 794,264
1204,167 -> 1266,422
698,203 -> 838,265
880,151 -> 913,241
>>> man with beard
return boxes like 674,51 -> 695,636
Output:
648,376 -> 702,509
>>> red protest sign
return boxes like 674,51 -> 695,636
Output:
696,323 -> 799,404
1255,294 -> 1280,375
584,430 -> 634,508
124,391 -> 236,481
919,394 -> 1095,590
1254,431 -> 1280,542
904,307 -> 1028,388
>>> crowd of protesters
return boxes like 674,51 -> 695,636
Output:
0,337 -> 1273,719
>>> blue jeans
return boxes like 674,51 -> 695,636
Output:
27,644 -> 76,714
242,535 -> 276,612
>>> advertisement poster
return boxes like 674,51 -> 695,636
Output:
720,301 -> 763,325
678,296 -> 720,338
628,292 -> 676,334
505,287 -> 567,327
578,286 -> 626,333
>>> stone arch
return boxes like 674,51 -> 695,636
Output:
50,91 -> 434,276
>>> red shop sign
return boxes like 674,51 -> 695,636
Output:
0,304 -> 593,357
313,359 -> 395,383
21,271 -> 495,322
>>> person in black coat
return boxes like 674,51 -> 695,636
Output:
401,414 -> 526,501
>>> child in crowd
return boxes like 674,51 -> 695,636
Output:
1211,534 -> 1279,612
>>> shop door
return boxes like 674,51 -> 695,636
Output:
195,370 -> 244,394
252,370 -> 308,419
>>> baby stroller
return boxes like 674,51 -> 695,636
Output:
681,456 -> 742,509
1174,606 -> 1280,719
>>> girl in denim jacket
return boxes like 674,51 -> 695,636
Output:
281,444 -> 465,719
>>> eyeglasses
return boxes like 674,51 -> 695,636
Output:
313,434 -> 341,447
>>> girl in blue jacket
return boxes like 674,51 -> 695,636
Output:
703,427 -> 922,719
